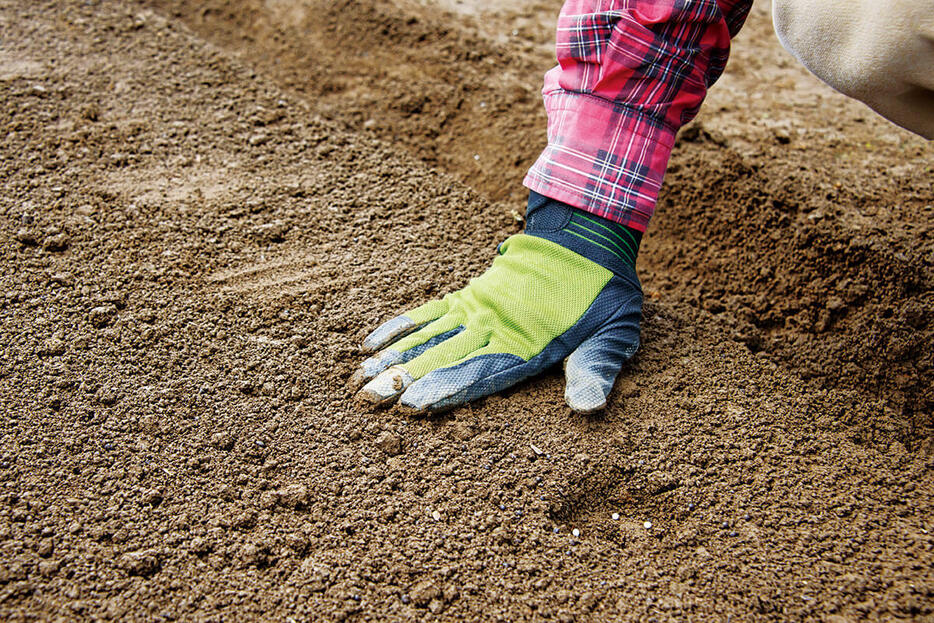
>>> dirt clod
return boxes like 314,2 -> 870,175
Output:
42,233 -> 69,252
409,578 -> 442,607
38,337 -> 65,357
210,431 -> 235,450
277,484 -> 309,509
37,561 -> 60,578
376,432 -> 403,456
141,488 -> 164,506
14,228 -> 38,246
119,550 -> 160,577
36,539 -> 53,558
451,421 -> 477,440
95,387 -> 120,405
89,305 -> 117,328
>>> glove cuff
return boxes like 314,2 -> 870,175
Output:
524,191 -> 642,278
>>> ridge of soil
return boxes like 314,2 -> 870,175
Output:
0,0 -> 932,621
152,0 -> 551,205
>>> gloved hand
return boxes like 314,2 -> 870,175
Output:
352,192 -> 644,414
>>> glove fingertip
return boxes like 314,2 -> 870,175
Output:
398,386 -> 431,414
399,392 -> 462,415
564,384 -> 608,414
399,377 -> 462,414
362,315 -> 416,352
358,367 -> 413,406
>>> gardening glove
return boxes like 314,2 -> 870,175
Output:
352,191 -> 644,414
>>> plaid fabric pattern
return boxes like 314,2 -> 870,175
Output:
524,0 -> 752,231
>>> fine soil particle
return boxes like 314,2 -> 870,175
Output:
0,1 -> 932,622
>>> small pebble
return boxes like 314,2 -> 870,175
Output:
431,510 -> 441,521
643,521 -> 652,530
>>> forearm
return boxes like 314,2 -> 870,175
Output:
525,0 -> 752,231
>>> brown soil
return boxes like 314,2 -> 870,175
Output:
1,0 -> 932,621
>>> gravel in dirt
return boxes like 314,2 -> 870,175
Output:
1,0 -> 932,621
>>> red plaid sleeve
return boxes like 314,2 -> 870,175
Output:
524,0 -> 752,231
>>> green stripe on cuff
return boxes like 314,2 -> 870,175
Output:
567,219 -> 636,265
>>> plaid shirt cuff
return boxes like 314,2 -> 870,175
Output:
523,89 -> 676,233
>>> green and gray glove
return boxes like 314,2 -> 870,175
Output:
352,191 -> 644,414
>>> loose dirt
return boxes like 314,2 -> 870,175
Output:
1,0 -> 932,621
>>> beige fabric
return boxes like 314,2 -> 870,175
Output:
772,0 -> 934,138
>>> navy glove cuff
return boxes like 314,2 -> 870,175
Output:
524,191 -> 642,281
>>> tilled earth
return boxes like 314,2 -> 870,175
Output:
1,0 -> 933,621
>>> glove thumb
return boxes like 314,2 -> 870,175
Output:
563,319 -> 640,414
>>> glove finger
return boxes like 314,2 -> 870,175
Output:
361,298 -> 449,352
349,326 -> 463,389
400,343 -> 531,413
358,327 -> 486,405
563,329 -> 639,414
353,313 -> 463,398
